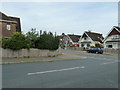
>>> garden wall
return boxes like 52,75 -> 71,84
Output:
2,48 -> 61,58
103,48 -> 119,54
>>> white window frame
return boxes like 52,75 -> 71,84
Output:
6,24 -> 11,30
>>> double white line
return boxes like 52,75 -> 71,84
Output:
28,66 -> 85,75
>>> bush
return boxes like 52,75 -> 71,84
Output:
2,30 -> 60,50
35,32 -> 60,50
2,32 -> 29,50
90,46 -> 95,48
95,43 -> 103,48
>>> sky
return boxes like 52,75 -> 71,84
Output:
1,2 -> 118,37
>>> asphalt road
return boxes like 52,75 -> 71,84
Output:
2,50 -> 119,88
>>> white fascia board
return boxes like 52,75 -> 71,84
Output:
114,26 -> 120,33
67,35 -> 74,44
0,19 -> 17,24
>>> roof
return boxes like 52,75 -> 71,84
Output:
58,35 -> 64,39
68,34 -> 81,42
0,12 -> 14,21
114,26 -> 120,32
0,12 -> 21,32
85,31 -> 104,43
104,26 -> 120,41
9,16 -> 21,32
0,12 -> 10,20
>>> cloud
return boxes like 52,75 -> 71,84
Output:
1,2 -> 118,36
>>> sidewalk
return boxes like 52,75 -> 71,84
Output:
1,53 -> 86,65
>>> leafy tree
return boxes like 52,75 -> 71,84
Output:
35,31 -> 60,50
95,43 -> 103,48
26,28 -> 38,48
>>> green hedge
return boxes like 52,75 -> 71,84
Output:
35,32 -> 60,50
2,31 -> 60,50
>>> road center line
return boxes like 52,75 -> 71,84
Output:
27,66 -> 85,75
101,61 -> 118,65
89,57 -> 117,61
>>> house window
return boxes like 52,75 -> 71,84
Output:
87,44 -> 90,47
81,44 -> 84,47
112,35 -> 120,39
107,45 -> 112,48
84,37 -> 87,40
6,24 -> 11,30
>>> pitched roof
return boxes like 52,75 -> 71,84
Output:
68,34 -> 81,42
9,16 -> 21,32
0,12 -> 13,21
58,35 -> 64,39
103,26 -> 120,41
0,12 -> 21,32
114,26 -> 120,32
85,31 -> 104,43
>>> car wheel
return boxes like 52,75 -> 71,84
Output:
100,52 -> 103,54
96,51 -> 99,54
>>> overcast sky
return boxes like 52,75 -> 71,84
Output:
1,2 -> 118,36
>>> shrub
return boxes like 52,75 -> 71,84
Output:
2,32 -> 29,50
35,32 -> 60,50
90,46 -> 95,48
95,43 -> 103,48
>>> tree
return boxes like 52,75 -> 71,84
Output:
95,43 -> 103,48
26,28 -> 38,48
35,31 -> 60,50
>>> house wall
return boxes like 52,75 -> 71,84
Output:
79,36 -> 94,48
104,42 -> 119,49
80,37 -> 91,42
104,34 -> 120,49
0,22 -> 17,37
105,35 -> 120,41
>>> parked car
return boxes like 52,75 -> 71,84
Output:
86,48 -> 103,54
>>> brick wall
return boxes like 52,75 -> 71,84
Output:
0,22 -> 17,37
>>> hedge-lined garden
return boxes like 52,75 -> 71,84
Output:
2,28 -> 60,50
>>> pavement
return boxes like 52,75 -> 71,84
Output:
1,53 -> 86,65
1,49 -> 118,65
2,50 -> 119,88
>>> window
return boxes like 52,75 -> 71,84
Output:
6,24 -> 11,30
81,44 -> 84,47
84,37 -> 87,40
107,45 -> 112,48
112,35 -> 120,39
87,44 -> 90,47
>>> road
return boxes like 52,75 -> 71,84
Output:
2,50 -> 119,88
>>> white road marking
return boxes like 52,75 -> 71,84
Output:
101,61 -> 118,65
88,57 -> 117,61
27,66 -> 85,75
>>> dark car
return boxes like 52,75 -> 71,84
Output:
86,48 -> 103,54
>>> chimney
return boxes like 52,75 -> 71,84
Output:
62,33 -> 65,35
88,30 -> 91,32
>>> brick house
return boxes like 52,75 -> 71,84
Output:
79,31 -> 104,48
0,12 -> 21,37
104,26 -> 120,49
